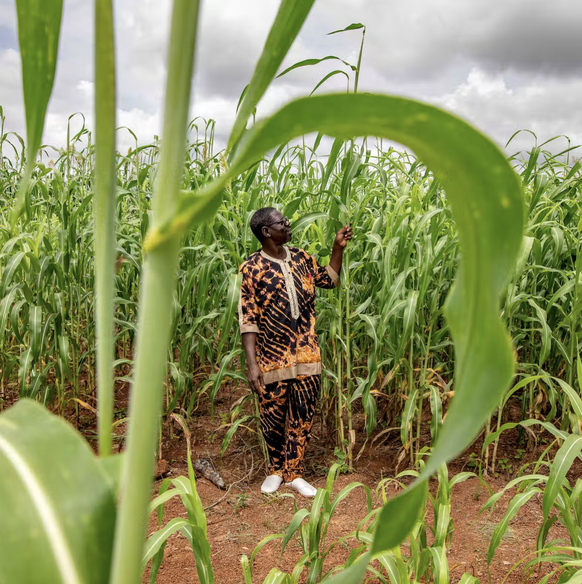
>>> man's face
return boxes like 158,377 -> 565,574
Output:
264,210 -> 292,244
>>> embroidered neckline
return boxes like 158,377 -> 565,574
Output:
260,246 -> 290,262
260,246 -> 300,320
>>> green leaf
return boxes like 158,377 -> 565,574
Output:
371,482 -> 428,554
227,0 -> 316,152
400,388 -> 418,450
562,570 -> 582,584
308,487 -> 329,551
18,347 -> 34,397
482,419 -> 569,452
261,568 -> 291,584
0,251 -> 27,296
58,334 -> 72,383
321,137 -> 343,193
148,486 -> 186,516
145,92 -> 523,553
322,552 -> 370,584
374,550 -> 409,584
148,541 -> 167,584
183,524 -> 214,584
543,434 -> 582,520
29,304 -> 42,360
429,546 -> 449,584
291,212 -> 328,233
327,23 -> 365,35
554,379 -> 582,424
433,501 -> 451,548
310,69 -> 351,95
480,474 -> 546,513
487,488 -> 540,565
142,517 -> 189,567
527,298 -> 551,366
220,415 -> 251,456
0,400 -> 116,584
457,574 -> 480,584
0,286 -> 21,342
430,385 -> 443,441
250,533 -> 284,565
217,272 -> 242,357
330,482 -> 372,516
12,0 -> 64,223
241,554 -> 253,584
281,508 -> 310,556
276,56 -> 355,79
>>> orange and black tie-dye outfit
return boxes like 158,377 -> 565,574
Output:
238,246 -> 339,480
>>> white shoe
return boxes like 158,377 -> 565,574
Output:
261,474 -> 284,494
287,478 -> 317,497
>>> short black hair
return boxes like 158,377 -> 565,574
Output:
250,207 -> 278,242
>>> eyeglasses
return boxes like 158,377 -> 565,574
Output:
264,216 -> 290,228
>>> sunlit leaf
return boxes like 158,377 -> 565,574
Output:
0,400 -> 116,584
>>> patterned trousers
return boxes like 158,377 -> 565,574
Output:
257,374 -> 320,482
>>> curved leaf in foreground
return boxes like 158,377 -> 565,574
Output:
0,400 -> 116,584
146,92 -> 524,556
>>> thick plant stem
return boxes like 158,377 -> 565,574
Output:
345,248 -> 354,471
110,1 -> 200,583
337,292 -> 345,449
111,242 -> 181,584
409,334 -> 415,467
94,0 -> 116,457
568,239 -> 581,405
417,324 -> 433,455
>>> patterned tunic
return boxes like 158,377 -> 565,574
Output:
238,246 -> 339,384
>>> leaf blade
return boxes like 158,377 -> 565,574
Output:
0,400 -> 116,584
227,0 -> 316,152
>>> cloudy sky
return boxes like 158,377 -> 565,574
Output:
1,0 -> 581,156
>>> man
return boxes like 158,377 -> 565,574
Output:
238,207 -> 352,497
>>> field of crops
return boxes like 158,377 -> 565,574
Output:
2,115 -> 582,466
2,0 -> 582,583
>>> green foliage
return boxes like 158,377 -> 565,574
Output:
349,461 -> 478,583
146,452 -> 214,584
483,431 -> 582,581
11,0 -> 582,580
242,465 -> 372,583
0,400 -> 117,584
12,0 -> 63,223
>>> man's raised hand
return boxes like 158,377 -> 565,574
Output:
334,222 -> 354,249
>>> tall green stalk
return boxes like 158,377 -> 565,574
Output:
345,244 -> 353,470
110,2 -> 200,583
343,26 -> 365,469
353,26 -> 366,94
94,0 -> 117,457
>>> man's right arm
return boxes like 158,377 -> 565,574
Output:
238,263 -> 263,393
242,332 -> 264,393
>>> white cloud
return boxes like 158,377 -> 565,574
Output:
437,68 -> 582,153
312,0 -> 582,81
1,0 -> 581,157
0,48 -> 23,125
